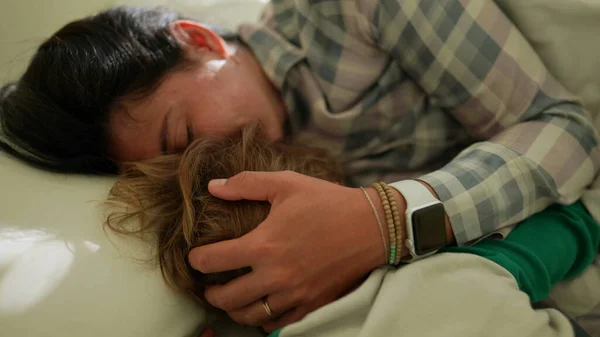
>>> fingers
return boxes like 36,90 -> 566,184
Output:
188,236 -> 255,273
262,307 -> 307,333
208,171 -> 293,203
226,298 -> 273,327
205,270 -> 274,311
227,291 -> 299,326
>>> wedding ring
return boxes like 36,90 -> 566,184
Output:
262,298 -> 273,317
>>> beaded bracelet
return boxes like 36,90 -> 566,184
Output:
372,182 -> 397,265
382,182 -> 403,265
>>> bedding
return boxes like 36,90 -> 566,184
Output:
0,1 -> 266,337
492,1 -> 600,336
494,0 -> 600,126
0,152 -> 202,337
268,253 -> 575,337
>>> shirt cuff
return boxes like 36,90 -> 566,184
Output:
465,226 -> 514,246
418,170 -> 498,245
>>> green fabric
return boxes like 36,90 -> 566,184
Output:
268,328 -> 282,337
444,201 -> 600,302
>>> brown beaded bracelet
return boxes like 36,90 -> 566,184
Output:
372,182 -> 396,265
382,182 -> 404,265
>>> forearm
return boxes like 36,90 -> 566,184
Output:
420,115 -> 599,244
364,0 -> 600,244
443,201 -> 600,302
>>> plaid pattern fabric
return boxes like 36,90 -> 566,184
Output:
239,0 -> 600,244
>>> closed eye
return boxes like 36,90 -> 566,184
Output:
187,124 -> 194,147
160,107 -> 173,154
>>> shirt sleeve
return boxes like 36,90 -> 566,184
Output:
361,0 -> 600,244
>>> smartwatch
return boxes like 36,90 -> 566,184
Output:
389,180 -> 447,262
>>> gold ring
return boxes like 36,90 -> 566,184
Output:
262,298 -> 273,317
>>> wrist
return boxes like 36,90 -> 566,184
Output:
359,187 -> 389,265
376,179 -> 455,262
360,180 -> 453,266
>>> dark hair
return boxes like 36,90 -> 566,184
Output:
0,6 -> 234,174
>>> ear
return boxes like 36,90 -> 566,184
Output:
170,20 -> 230,58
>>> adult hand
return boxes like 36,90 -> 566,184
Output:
188,171 -> 391,332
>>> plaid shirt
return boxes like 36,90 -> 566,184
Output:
239,0 -> 600,244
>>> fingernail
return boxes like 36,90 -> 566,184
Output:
209,179 -> 227,187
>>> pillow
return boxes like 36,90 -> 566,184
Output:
0,1 -> 266,337
0,152 -> 205,337
116,0 -> 267,31
495,1 -> 600,329
494,0 -> 600,126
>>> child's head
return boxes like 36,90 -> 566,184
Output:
106,125 -> 342,305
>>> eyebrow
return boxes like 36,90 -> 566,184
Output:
160,107 -> 173,154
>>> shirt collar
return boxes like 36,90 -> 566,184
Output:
238,23 -> 304,91
239,23 -> 307,135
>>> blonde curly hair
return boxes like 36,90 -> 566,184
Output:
106,125 -> 342,305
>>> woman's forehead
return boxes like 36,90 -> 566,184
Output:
108,69 -> 205,161
108,99 -> 165,162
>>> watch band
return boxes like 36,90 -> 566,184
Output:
390,180 -> 439,209
389,180 -> 444,262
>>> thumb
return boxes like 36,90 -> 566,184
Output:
208,171 -> 285,202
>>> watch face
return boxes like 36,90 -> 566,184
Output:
411,203 -> 446,256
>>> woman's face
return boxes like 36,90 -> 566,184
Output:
109,44 -> 286,162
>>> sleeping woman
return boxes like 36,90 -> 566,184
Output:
106,125 -> 599,337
